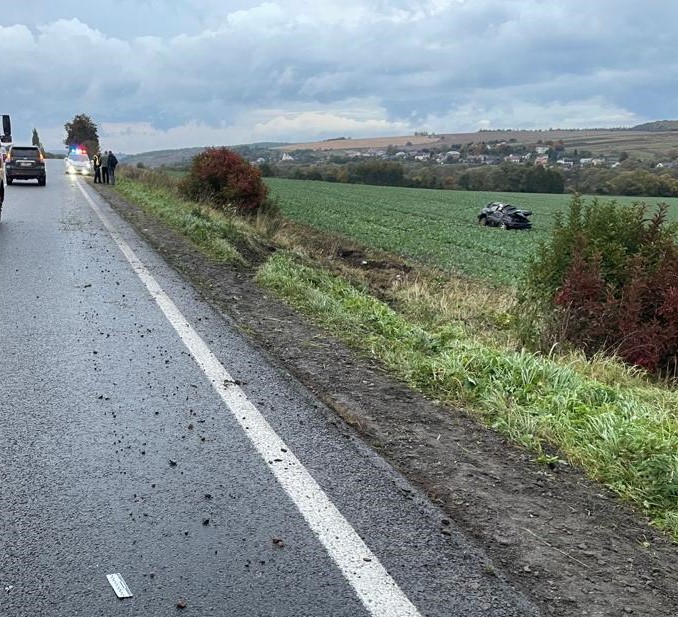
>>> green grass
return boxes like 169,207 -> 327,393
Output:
114,176 -> 246,265
257,252 -> 678,539
266,178 -> 678,286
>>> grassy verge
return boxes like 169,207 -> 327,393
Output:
114,171 -> 247,265
114,169 -> 678,540
256,252 -> 678,538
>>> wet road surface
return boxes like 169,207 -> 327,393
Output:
0,161 -> 541,616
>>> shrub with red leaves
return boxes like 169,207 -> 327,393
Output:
614,251 -> 678,371
179,147 -> 268,214
553,249 -> 610,348
518,196 -> 678,374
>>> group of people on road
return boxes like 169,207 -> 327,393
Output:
92,150 -> 118,185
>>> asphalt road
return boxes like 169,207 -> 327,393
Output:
0,161 -> 541,616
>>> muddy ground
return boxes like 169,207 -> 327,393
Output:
93,183 -> 677,617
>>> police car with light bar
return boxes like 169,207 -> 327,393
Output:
65,147 -> 92,175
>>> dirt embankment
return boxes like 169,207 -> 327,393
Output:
94,183 -> 678,617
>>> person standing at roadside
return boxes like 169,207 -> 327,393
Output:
108,150 -> 118,185
92,152 -> 101,183
101,150 -> 110,184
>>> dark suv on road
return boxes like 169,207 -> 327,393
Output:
6,145 -> 46,186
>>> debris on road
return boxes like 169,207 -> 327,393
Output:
106,573 -> 133,598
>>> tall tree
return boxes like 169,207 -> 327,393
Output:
64,114 -> 100,156
31,128 -> 45,155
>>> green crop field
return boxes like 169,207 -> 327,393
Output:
266,178 -> 678,286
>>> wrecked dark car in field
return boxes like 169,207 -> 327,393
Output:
478,202 -> 532,230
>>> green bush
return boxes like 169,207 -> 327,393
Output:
178,147 -> 268,214
516,195 -> 678,374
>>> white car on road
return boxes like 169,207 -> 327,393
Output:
65,149 -> 92,175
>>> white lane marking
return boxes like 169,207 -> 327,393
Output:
76,181 -> 423,617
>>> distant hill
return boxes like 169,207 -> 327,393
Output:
277,126 -> 678,160
121,142 -> 288,168
117,123 -> 678,167
120,147 -> 206,168
631,120 -> 678,131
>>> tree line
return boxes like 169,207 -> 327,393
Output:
265,158 -> 678,197
267,160 -> 565,194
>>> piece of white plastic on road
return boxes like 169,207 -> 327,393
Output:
106,573 -> 133,598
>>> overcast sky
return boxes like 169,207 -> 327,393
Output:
1,1 -> 675,153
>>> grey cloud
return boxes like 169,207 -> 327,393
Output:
2,1 -> 677,151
